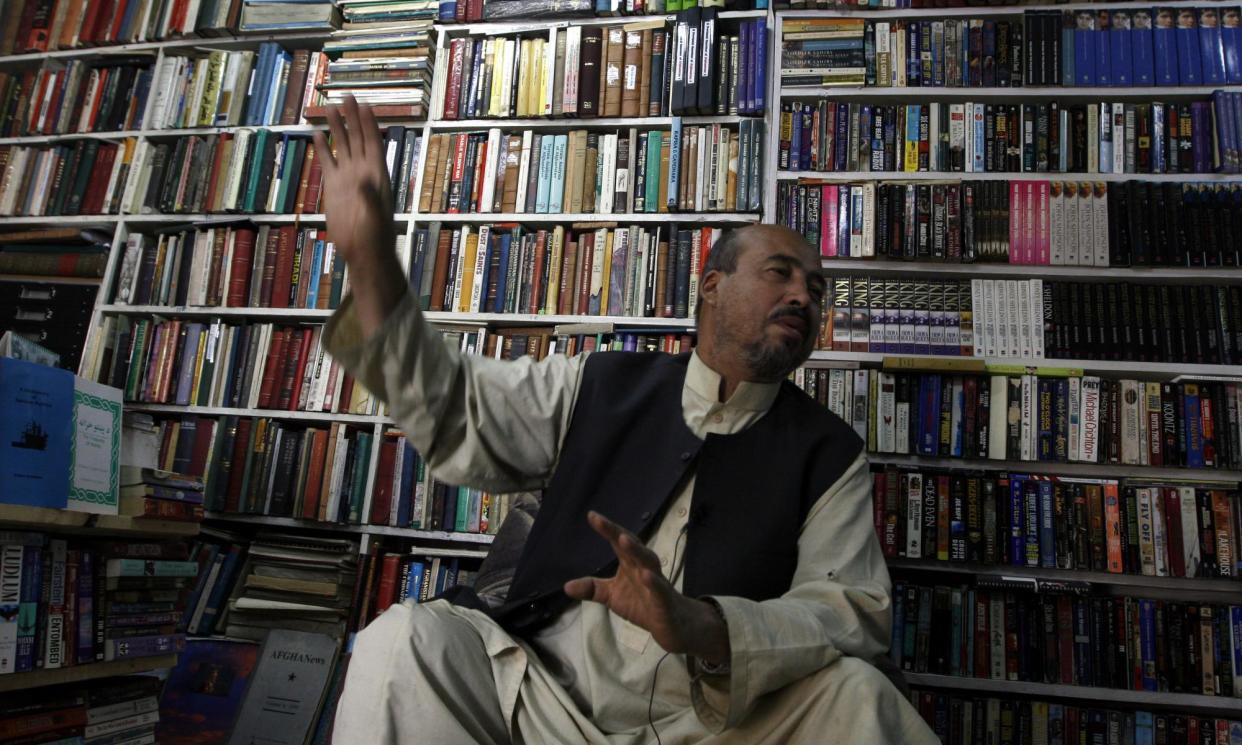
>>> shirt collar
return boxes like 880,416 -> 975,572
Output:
686,350 -> 781,413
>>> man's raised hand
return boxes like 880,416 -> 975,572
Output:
564,511 -> 730,665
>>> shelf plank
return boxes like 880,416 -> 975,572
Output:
903,673 -> 1242,716
99,304 -> 336,319
886,558 -> 1242,596
0,274 -> 103,286
0,504 -> 199,538
126,403 -> 382,424
436,9 -> 765,34
0,215 -> 120,226
869,453 -> 1242,483
97,305 -> 698,328
781,85 -> 1239,98
781,170 -> 1242,183
0,655 -> 179,693
417,212 -> 762,223
811,258 -> 1242,281
204,512 -> 496,544
806,351 -> 1240,377
428,115 -> 747,130
777,0 -> 1212,18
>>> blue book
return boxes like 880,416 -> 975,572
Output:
1224,8 -> 1242,84
1073,600 -> 1093,683
1175,8 -> 1203,84
738,21 -> 752,115
890,583 -> 905,668
264,51 -> 292,126
1138,598 -> 1157,691
178,543 -> 219,633
396,442 -> 416,527
16,543 -> 42,672
305,239 -> 324,309
1062,13 -> 1076,86
834,103 -> 850,170
244,44 -> 274,126
1135,712 -> 1154,745
753,20 -> 767,114
1230,607 -> 1242,675
1048,705 -> 1063,745
0,358 -> 72,508
534,136 -> 554,214
1094,10 -> 1112,85
1199,7 -> 1228,85
1131,10 -> 1156,85
948,590 -> 962,676
1023,479 -> 1039,566
1009,476 -> 1026,566
198,545 -> 244,636
1074,11 -> 1098,86
1109,10 -> 1134,86
550,134 -> 568,213
920,375 -> 940,455
493,233 -> 511,313
1038,480 -> 1055,568
790,103 -> 803,171
666,117 -> 682,210
908,22 -> 920,87
438,0 -> 455,20
405,561 -> 424,601
1154,8 -> 1180,84
1152,104 -> 1167,171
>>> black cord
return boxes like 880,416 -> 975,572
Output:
647,524 -> 690,745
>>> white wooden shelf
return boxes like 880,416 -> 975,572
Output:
869,452 -> 1242,483
422,311 -> 695,327
814,258 -> 1242,281
0,655 -> 180,693
781,85 -> 1241,99
777,0 -> 1213,18
781,170 -> 1242,183
0,503 -> 200,538
428,115 -> 748,131
125,402 -> 382,424
122,213 -> 333,224
100,304 -> 337,319
885,558 -> 1242,597
903,673 -> 1242,717
0,130 -> 143,146
204,511 -> 496,544
416,212 -> 762,223
806,351 -> 1239,377
436,9 -> 767,35
0,214 -> 120,225
0,30 -> 334,65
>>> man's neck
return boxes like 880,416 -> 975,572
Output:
694,346 -> 746,403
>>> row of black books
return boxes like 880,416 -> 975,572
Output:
910,689 -> 1242,745
437,0 -> 764,24
441,11 -> 766,121
777,179 -> 1242,267
417,120 -> 764,216
796,367 -> 1242,470
0,676 -> 163,745
892,578 -> 1241,696
870,466 -> 1241,577
0,57 -> 152,137
0,138 -> 135,217
779,97 -> 1239,175
784,10 -> 1242,89
0,532 -> 193,675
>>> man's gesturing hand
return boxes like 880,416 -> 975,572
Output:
564,511 -> 730,665
311,97 -> 406,337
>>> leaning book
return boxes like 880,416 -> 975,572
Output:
228,629 -> 340,745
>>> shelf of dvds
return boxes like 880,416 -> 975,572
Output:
416,211 -> 763,222
780,170 -> 1242,184
885,558 -> 1242,597
427,115 -> 751,130
804,352 -> 1241,377
776,0 -> 1215,18
809,258 -> 1241,281
780,86 -> 1242,99
434,8 -> 768,35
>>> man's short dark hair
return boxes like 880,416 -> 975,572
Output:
695,228 -> 749,317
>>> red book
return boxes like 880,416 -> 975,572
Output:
369,439 -> 398,526
205,228 -> 228,305
285,328 -> 313,412
81,142 -> 117,214
124,497 -> 203,521
269,226 -> 296,309
428,229 -> 453,312
303,104 -> 425,120
300,144 -> 323,214
22,0 -> 54,52
871,471 -> 886,550
105,0 -> 130,42
972,594 -> 989,678
301,429 -> 328,520
279,49 -> 310,126
374,554 -> 401,616
337,374 -> 355,414
557,239 -> 577,316
224,419 -> 253,512
529,230 -> 547,314
576,233 -> 594,315
256,329 -> 288,410
443,39 -> 465,119
76,0 -> 111,45
187,417 -> 216,479
227,227 -> 256,307
258,228 -> 280,306
203,132 -> 232,212
275,328 -> 306,410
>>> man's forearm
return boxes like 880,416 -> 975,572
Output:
350,251 -> 409,340
682,597 -> 731,666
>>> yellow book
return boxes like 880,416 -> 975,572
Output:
188,326 -> 209,403
528,40 -> 545,119
985,364 -> 1084,378
458,232 -> 479,313
537,38 -> 550,117
882,357 -> 987,373
162,422 -> 180,471
599,230 -> 613,316
518,40 -> 533,117
544,226 -> 564,314
488,39 -> 505,117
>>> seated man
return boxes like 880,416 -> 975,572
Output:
315,98 -> 939,745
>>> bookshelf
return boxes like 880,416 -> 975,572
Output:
0,654 -> 180,694
3,0 -> 1241,734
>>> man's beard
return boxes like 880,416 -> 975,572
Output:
718,308 -> 817,381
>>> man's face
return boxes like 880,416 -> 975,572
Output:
709,229 -> 826,381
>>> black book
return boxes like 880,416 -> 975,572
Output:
696,8 -> 718,115
579,27 -> 604,117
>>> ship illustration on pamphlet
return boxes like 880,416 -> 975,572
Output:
11,419 -> 48,450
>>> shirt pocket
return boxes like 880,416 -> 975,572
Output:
612,614 -> 652,654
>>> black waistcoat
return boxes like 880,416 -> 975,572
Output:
490,351 -> 864,635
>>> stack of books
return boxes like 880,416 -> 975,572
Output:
120,467 -> 205,522
316,16 -> 436,120
0,676 -> 162,743
239,0 -> 341,32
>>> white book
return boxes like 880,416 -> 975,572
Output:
1177,487 -> 1201,577
1016,279 -> 1032,358
514,130 -> 534,213
1049,185 -> 1065,265
563,26 -> 582,114
895,381 -> 910,456
906,472 -> 922,558
100,140 -> 130,215
223,130 -> 252,211
1137,487 -> 1156,575
470,225 -> 490,313
1077,184 -> 1095,266
599,134 -> 616,215
828,369 -> 846,420
589,228 -> 608,310
389,438 -> 405,526
1112,103 -> 1126,175
1019,374 -> 1035,461
0,148 -> 30,214
325,426 -> 350,521
1030,279 -> 1044,359
544,28 -> 558,116
479,129 -> 501,214
878,372 -> 896,453
992,280 -> 1008,358
449,227 -> 467,312
499,39 -> 516,117
1078,376 -> 1102,462
852,370 -> 869,443
1068,376 -> 1082,464
964,100 -> 974,173
246,325 -> 273,409
928,102 -> 940,171
1150,485 -> 1168,577
1092,184 -> 1109,266
1006,280 -> 1022,358
971,279 -> 986,358
861,182 -> 876,257
842,371 -> 854,432
29,150 -> 56,217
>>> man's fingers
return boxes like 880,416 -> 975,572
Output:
342,96 -> 366,157
311,130 -> 336,174
564,576 -> 606,603
326,106 -> 350,161
588,511 -> 659,570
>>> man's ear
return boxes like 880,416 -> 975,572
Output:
699,269 -> 721,307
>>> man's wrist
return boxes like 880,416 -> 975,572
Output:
686,598 -> 730,668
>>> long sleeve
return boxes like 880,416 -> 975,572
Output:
322,290 -> 587,493
689,453 -> 891,732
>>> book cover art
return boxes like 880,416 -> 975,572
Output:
1154,8 -> 1180,84
158,638 -> 261,745
0,358 -> 72,508
68,376 -> 122,514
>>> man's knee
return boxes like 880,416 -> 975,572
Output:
801,656 -> 908,713
354,600 -> 490,673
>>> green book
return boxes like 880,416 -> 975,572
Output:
242,129 -> 270,212
645,131 -> 662,213
236,419 -> 262,513
124,320 -> 149,401
328,252 -> 346,308
454,487 -> 470,533
348,432 -> 372,524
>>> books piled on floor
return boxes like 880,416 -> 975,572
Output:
0,675 -> 162,744
120,466 -> 206,522
0,532 -> 193,671
315,16 -> 435,120
218,532 -> 359,642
